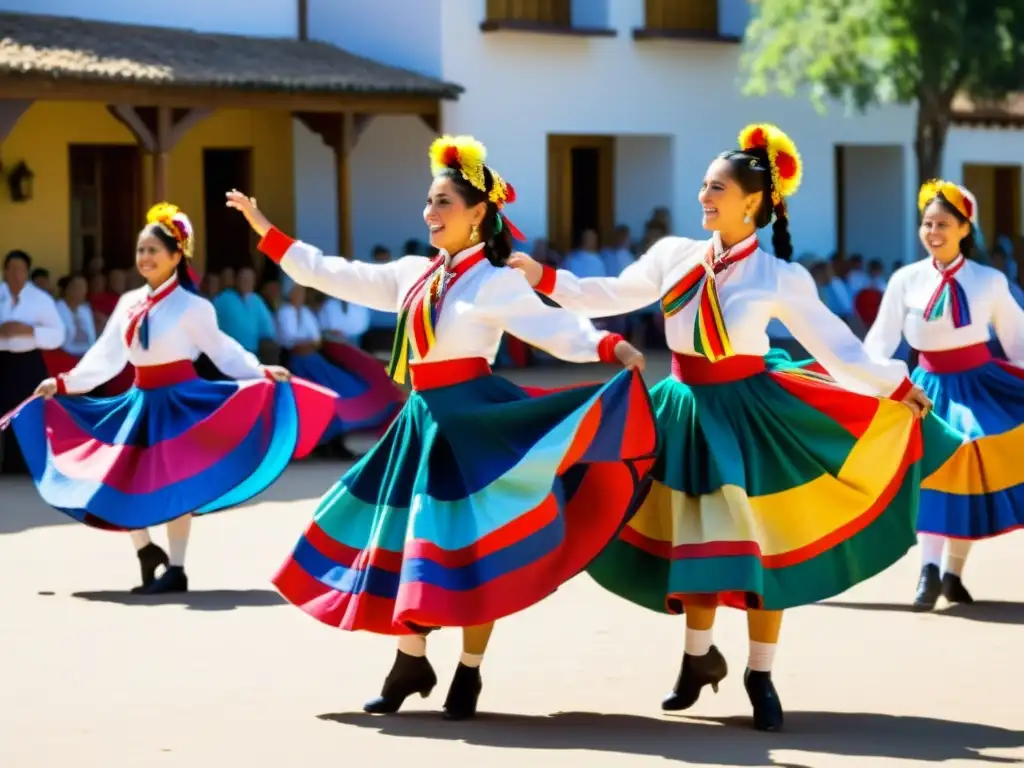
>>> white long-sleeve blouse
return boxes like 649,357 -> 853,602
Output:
58,275 -> 264,394
258,229 -> 615,365
276,304 -> 321,348
536,232 -> 910,397
864,255 -> 1024,366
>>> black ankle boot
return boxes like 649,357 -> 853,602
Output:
135,565 -> 188,595
661,645 -> 728,711
912,564 -> 941,611
941,572 -> 974,604
363,651 -> 437,714
442,663 -> 482,721
130,543 -> 169,593
744,668 -> 784,731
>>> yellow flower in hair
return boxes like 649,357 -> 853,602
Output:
429,135 -> 487,193
918,179 -> 974,222
145,201 -> 194,259
738,123 -> 803,205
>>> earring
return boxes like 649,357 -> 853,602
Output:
470,224 -> 479,243
744,213 -> 752,224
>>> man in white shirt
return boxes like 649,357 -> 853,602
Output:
56,273 -> 97,357
0,250 -> 65,473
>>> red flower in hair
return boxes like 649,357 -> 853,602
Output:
774,151 -> 797,181
442,145 -> 460,167
746,127 -> 767,148
962,195 -> 974,219
505,183 -> 517,204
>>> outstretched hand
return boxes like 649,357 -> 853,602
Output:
225,190 -> 273,238
262,365 -> 292,382
901,385 -> 932,419
34,378 -> 58,399
507,253 -> 544,289
615,341 -> 645,373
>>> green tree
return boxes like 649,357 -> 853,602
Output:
741,0 -> 1024,185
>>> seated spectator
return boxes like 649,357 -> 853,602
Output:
260,279 -> 282,312
212,265 -> 277,359
602,225 -> 635,276
866,258 -> 888,291
319,296 -> 370,347
844,253 -> 869,296
562,229 -> 606,278
31,267 -> 52,296
220,266 -> 236,293
200,271 -> 221,299
360,245 -> 399,354
56,273 -> 96,357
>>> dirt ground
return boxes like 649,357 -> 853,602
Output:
1,356 -> 1021,768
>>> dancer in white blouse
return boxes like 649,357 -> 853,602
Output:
510,123 -> 955,732
2,204 -> 338,594
864,180 -> 1024,610
226,134 -> 658,721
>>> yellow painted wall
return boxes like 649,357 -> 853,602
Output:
0,101 -> 295,276
963,164 -> 996,245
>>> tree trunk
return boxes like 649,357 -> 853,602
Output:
913,104 -> 950,186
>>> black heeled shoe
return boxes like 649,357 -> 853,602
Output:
661,645 -> 728,711
912,563 -> 941,611
744,668 -> 784,731
363,651 -> 437,714
442,663 -> 483,721
130,543 -> 169,593
941,572 -> 974,605
135,565 -> 188,595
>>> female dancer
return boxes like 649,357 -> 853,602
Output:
510,124 -> 960,731
1,204 -> 339,594
277,282 -> 402,455
226,134 -> 658,720
864,180 -> 1024,609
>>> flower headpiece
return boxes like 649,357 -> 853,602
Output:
918,180 -> 977,224
429,135 -> 524,240
738,123 -> 803,210
146,202 -> 195,260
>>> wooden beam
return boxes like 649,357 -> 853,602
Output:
0,75 -> 447,115
169,108 -> 212,145
298,0 -> 308,40
417,112 -> 440,134
0,99 -> 32,143
107,104 -> 158,151
337,112 -> 355,257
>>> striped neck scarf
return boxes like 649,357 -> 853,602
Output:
387,244 -> 488,383
923,255 -> 971,328
660,235 -> 758,361
124,275 -> 179,350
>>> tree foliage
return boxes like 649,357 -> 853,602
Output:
741,0 -> 1024,182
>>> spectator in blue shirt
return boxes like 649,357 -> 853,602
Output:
212,265 -> 277,360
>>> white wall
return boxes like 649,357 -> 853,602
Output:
307,0 -> 443,78
614,136 -> 674,238
292,119 -> 338,253
718,0 -> 751,38
0,0 -> 297,36
572,0 -> 610,29
841,145 -> 905,267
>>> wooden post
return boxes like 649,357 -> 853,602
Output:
336,112 -> 355,257
297,0 -> 308,40
154,106 -> 172,202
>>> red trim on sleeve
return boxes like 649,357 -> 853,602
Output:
55,374 -> 68,396
597,333 -> 624,364
888,377 -> 913,402
535,264 -> 557,296
258,227 -> 297,264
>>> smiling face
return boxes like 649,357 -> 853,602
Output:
135,229 -> 181,287
698,157 -> 762,237
920,198 -> 970,265
423,175 -> 487,255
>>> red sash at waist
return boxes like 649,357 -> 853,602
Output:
671,353 -> 766,384
134,360 -> 199,390
409,357 -> 492,391
916,343 -> 992,374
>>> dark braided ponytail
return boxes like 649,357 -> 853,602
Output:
717,148 -> 794,262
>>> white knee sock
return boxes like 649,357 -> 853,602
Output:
397,634 -> 427,657
941,538 -> 972,577
685,627 -> 713,657
165,514 -> 192,567
129,529 -> 152,551
919,533 -> 944,568
460,652 -> 484,668
747,641 -> 777,673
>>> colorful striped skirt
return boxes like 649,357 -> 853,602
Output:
914,343 -> 1024,539
285,340 -> 403,442
587,351 -> 966,613
272,358 -> 658,634
2,360 -> 339,530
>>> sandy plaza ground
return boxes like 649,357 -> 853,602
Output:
1,355 -> 1022,768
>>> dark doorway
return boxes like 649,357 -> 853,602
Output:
570,147 -> 600,248
69,145 -> 141,272
203,148 -> 253,274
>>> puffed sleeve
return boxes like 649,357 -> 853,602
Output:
773,262 -> 912,399
476,268 -> 622,364
31,291 -> 65,351
56,296 -> 131,394
534,236 -> 681,317
275,304 -> 302,348
258,227 -> 427,312
991,273 -> 1024,365
863,271 -> 908,360
185,297 -> 264,380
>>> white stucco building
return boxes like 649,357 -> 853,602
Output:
1,0 -> 1021,276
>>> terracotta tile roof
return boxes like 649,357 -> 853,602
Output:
951,93 -> 1024,127
0,11 -> 462,98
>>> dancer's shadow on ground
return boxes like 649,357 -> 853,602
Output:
68,589 -> 283,611
319,710 -> 1024,765
817,599 -> 1024,626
